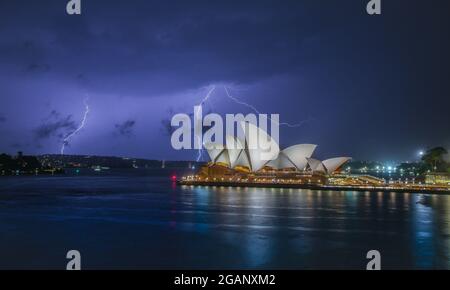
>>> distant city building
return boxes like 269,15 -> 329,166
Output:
0,152 -> 59,175
425,172 -> 450,185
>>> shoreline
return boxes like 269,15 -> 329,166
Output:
178,180 -> 450,195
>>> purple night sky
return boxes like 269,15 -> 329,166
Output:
0,0 -> 449,162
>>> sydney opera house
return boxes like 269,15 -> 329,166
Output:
187,122 -> 351,186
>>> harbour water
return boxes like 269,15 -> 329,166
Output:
0,169 -> 449,269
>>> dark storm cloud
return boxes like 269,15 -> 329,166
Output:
0,0 -> 324,96
10,143 -> 25,150
114,120 -> 136,137
0,0 -> 449,160
160,108 -> 176,136
25,63 -> 51,73
160,107 -> 213,136
33,111 -> 77,141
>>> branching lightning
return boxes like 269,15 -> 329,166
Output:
60,98 -> 90,155
193,85 -> 312,161
223,86 -> 312,128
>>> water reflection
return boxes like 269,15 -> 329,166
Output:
412,195 -> 435,268
182,186 -> 450,269
1,173 -> 449,269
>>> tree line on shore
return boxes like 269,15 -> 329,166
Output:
1,147 -> 448,176
420,147 -> 449,173
0,152 -> 60,175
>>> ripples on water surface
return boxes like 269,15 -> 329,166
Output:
0,169 -> 449,269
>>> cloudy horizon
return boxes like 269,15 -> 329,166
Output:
1,0 -> 449,162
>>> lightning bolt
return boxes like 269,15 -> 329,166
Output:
195,86 -> 216,162
60,98 -> 90,155
223,86 -> 311,128
192,85 -> 312,162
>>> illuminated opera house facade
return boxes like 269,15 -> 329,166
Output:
192,122 -> 351,186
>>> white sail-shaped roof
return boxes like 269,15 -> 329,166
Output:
239,121 -> 280,172
204,142 -> 225,163
322,157 -> 351,174
234,150 -> 251,169
306,158 -> 326,173
215,149 -> 231,166
282,144 -> 317,170
266,153 -> 296,169
225,135 -> 245,168
204,125 -> 350,174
